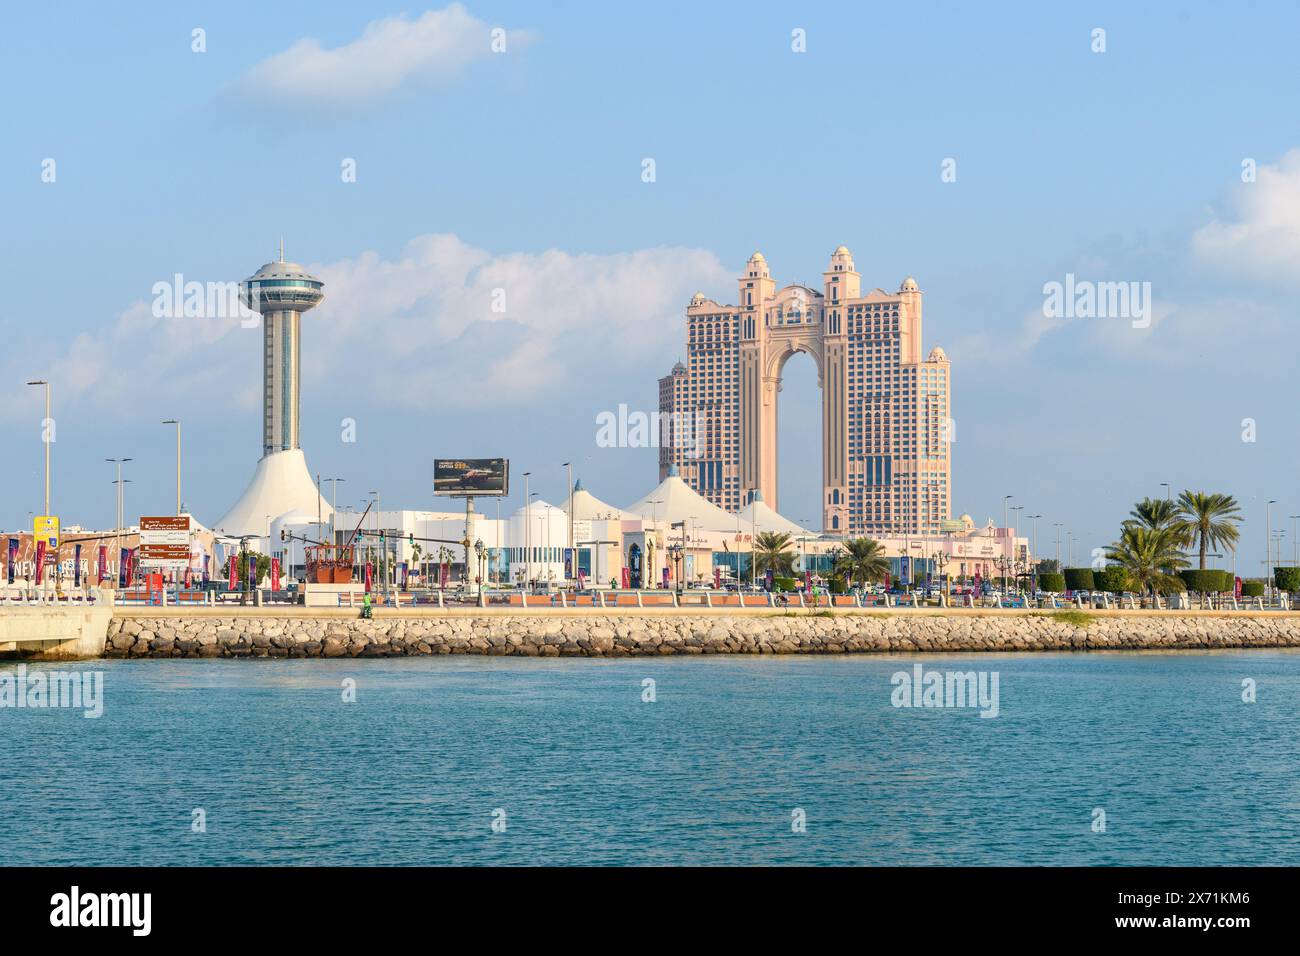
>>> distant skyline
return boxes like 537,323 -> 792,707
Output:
4,1 -> 1300,574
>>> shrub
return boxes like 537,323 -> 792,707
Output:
774,576 -> 797,592
828,578 -> 847,594
1063,568 -> 1095,591
1213,570 -> 1236,592
1093,566 -> 1131,593
1039,572 -> 1066,593
1241,580 -> 1265,598
1178,569 -> 1223,594
1274,567 -> 1300,592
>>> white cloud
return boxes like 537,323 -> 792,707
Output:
230,5 -> 535,109
1,236 -> 730,421
1192,148 -> 1300,281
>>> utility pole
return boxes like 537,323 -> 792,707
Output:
27,380 -> 51,516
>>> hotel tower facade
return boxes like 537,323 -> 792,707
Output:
659,246 -> 952,536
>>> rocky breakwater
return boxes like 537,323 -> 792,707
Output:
102,611 -> 1300,658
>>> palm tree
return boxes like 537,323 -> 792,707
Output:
1105,525 -> 1188,596
1176,491 -> 1242,571
833,537 -> 890,588
753,531 -> 795,576
1125,497 -> 1188,539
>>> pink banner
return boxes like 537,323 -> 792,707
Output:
34,540 -> 46,585
271,558 -> 280,591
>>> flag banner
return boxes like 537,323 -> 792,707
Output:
621,567 -> 630,589
804,570 -> 811,592
125,549 -> 135,586
662,567 -> 669,588
271,558 -> 281,592
365,562 -> 373,594
35,541 -> 46,585
715,567 -> 722,589
578,571 -> 586,590
229,555 -> 238,590
202,553 -> 210,584
6,538 -> 17,584
97,545 -> 107,585
247,553 -> 257,587
399,561 -> 408,589
440,563 -> 448,588
185,567 -> 192,589
74,544 -> 82,587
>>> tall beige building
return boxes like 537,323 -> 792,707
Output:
660,246 -> 952,536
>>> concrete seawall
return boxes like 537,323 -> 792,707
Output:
103,609 -> 1300,657
1,606 -> 113,659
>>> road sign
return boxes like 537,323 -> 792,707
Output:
140,516 -> 190,532
139,517 -> 193,569
33,515 -> 59,548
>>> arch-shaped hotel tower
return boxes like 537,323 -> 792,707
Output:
659,246 -> 952,536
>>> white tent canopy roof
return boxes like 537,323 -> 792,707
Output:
623,466 -> 738,532
570,480 -> 630,521
737,490 -> 813,536
214,449 -> 333,539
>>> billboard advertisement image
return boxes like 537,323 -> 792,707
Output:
434,458 -> 509,497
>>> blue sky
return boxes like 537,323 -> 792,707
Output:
3,1 -> 1300,571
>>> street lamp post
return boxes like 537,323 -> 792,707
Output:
106,457 -> 132,585
27,380 -> 51,516
322,478 -> 345,545
161,419 -> 182,515
1003,495 -> 1013,588
1266,499 -> 1277,599
522,472 -> 532,590
1028,515 -> 1041,594
563,461 -> 573,586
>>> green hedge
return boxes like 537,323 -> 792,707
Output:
1274,567 -> 1300,592
829,578 -> 847,594
1179,569 -> 1225,593
774,577 -> 797,592
1063,568 -> 1095,591
1039,572 -> 1066,593
1093,566 -> 1131,593
1214,569 -> 1236,592
1240,580 -> 1265,598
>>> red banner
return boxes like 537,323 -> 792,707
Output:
439,562 -> 448,589
97,545 -> 107,585
271,558 -> 281,591
229,554 -> 238,589
715,567 -> 722,589
365,562 -> 373,594
621,567 -> 630,589
34,540 -> 46,584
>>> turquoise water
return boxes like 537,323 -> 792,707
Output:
1,652 -> 1297,866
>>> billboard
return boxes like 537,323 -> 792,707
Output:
34,515 -> 60,548
434,458 -> 509,497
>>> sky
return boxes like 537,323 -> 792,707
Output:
3,0 -> 1300,573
